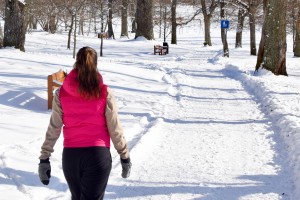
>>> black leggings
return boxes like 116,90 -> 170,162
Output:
62,147 -> 112,200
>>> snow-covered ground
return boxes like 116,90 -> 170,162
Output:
0,23 -> 299,200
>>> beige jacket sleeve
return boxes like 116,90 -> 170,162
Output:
39,87 -> 129,160
39,89 -> 63,160
105,88 -> 129,159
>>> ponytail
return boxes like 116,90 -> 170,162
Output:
75,47 -> 102,99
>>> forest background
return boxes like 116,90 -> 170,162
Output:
1,0 -> 300,75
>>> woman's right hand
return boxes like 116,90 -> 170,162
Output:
120,158 -> 132,178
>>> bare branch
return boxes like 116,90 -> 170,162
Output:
177,8 -> 201,26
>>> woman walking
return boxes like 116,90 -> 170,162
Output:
38,46 -> 131,200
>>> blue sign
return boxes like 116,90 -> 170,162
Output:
221,20 -> 230,29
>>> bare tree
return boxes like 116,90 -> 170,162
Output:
248,0 -> 260,55
220,0 -> 229,57
171,0 -> 201,44
232,0 -> 262,55
235,6 -> 246,48
31,0 -> 64,33
49,15 -> 57,34
293,1 -> 300,57
121,0 -> 129,37
255,0 -> 266,71
200,0 -> 218,46
135,0 -> 154,40
99,0 -> 108,56
78,6 -> 85,35
129,0 -> 137,33
85,0 -> 104,36
156,0 -> 164,38
288,0 -> 298,54
67,14 -> 75,49
0,0 -> 5,19
4,0 -> 26,52
171,0 -> 177,44
107,0 -> 115,39
60,0 -> 86,56
0,22 -> 3,48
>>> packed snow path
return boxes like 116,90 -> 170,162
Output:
0,39 -> 294,200
106,49 -> 293,200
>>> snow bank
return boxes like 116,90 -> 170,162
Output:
222,63 -> 300,199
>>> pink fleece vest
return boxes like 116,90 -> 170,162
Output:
59,69 -> 110,148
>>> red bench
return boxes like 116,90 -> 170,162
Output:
154,45 -> 167,55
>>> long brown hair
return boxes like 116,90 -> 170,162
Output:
74,47 -> 101,99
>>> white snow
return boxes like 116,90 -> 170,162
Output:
0,23 -> 299,200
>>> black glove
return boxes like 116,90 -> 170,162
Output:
121,158 -> 132,178
38,158 -> 51,185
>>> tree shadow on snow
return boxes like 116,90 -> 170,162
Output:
105,173 -> 290,200
0,167 -> 68,192
107,115 -> 292,200
109,85 -> 250,102
0,90 -> 47,113
0,56 -> 70,69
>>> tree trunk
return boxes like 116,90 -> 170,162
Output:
201,0 -> 217,46
171,0 -> 177,44
49,15 -> 56,34
28,15 -> 33,30
0,23 -> 3,48
135,0 -> 154,40
65,18 -> 69,31
4,0 -> 26,52
121,0 -> 128,38
107,0 -> 115,39
131,18 -> 136,33
292,0 -> 297,53
73,13 -> 77,59
28,16 -> 37,30
203,15 -> 211,46
42,21 -> 49,32
93,9 -> 97,34
163,1 -> 167,41
220,1 -> 229,57
158,2 -> 162,38
78,12 -> 84,35
235,8 -> 245,48
249,5 -> 257,55
294,7 -> 300,57
67,15 -> 74,50
263,0 -> 287,75
100,1 -> 104,57
255,0 -> 267,71
32,17 -> 37,29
